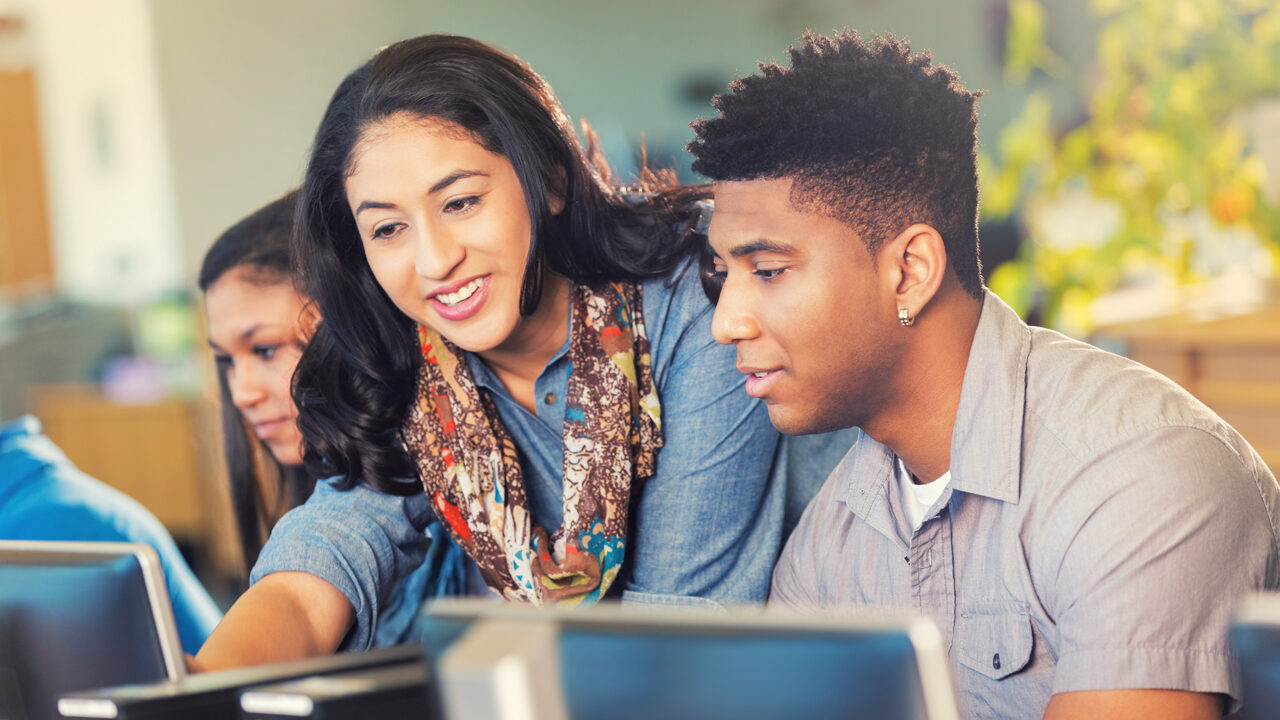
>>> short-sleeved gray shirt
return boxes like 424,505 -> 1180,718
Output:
773,291 -> 1280,719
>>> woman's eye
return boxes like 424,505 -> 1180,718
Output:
371,223 -> 401,240
253,345 -> 279,361
753,267 -> 786,280
444,196 -> 479,214
214,354 -> 232,369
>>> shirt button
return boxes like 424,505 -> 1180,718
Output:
992,653 -> 1001,670
544,392 -> 557,405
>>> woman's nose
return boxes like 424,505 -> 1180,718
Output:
227,364 -> 265,409
414,226 -> 466,280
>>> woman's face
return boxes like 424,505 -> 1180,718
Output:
205,267 -> 311,466
344,113 -> 562,357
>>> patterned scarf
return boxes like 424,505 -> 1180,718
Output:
401,280 -> 662,606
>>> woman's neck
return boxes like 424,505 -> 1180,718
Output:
478,272 -> 572,413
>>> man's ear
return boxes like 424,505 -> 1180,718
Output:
882,223 -> 946,324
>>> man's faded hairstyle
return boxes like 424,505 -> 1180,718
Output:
688,30 -> 985,299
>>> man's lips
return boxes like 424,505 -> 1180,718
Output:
738,364 -> 783,399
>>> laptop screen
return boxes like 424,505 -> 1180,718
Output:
1232,593 -> 1280,720
0,541 -> 184,720
420,599 -> 959,720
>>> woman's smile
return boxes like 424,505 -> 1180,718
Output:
428,274 -> 491,321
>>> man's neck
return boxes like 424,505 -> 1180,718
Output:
868,287 -> 983,484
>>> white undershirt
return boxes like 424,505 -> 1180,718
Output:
894,457 -> 952,532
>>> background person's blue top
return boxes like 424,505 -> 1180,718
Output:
0,415 -> 223,655
254,259 -> 822,650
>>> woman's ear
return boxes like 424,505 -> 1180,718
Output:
882,223 -> 946,323
299,300 -> 322,342
548,166 -> 567,215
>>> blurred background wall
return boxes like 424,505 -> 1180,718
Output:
0,0 -> 1275,597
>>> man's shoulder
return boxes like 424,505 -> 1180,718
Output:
1022,326 -> 1237,460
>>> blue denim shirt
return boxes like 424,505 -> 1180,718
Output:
254,260 -> 825,650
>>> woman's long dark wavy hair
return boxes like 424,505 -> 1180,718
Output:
293,33 -> 710,493
199,190 -> 317,578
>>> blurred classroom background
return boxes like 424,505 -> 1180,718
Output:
0,0 -> 1277,602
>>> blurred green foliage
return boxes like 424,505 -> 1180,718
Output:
983,0 -> 1280,334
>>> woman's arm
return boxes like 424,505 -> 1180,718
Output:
193,571 -> 354,670
193,477 -> 433,668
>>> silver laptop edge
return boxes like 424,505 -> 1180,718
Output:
0,540 -> 187,682
427,598 -> 962,720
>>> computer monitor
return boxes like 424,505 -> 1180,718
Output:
0,540 -> 185,720
1231,592 -> 1280,720
420,599 -> 960,720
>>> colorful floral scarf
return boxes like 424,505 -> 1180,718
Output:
401,280 -> 662,606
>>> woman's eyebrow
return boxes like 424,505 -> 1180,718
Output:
353,170 -> 489,216
428,169 -> 488,195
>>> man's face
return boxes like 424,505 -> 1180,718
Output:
708,177 -> 904,435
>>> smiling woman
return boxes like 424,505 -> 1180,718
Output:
192,33 -> 809,672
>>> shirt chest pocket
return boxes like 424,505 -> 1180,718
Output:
954,604 -> 1034,680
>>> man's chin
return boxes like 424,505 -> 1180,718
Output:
766,406 -> 820,436
766,404 -> 854,436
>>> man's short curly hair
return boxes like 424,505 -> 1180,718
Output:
688,30 -> 985,298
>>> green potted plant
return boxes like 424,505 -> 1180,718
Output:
983,0 -> 1280,335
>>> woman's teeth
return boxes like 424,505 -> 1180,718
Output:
753,371 -> 770,378
437,278 -> 482,306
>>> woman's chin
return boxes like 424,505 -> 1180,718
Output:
268,439 -> 305,467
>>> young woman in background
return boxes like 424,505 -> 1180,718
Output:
200,191 -> 316,578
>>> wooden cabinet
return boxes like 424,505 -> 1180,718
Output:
0,67 -> 54,296
30,385 -> 209,537
1094,291 -> 1280,475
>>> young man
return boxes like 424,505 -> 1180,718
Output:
688,30 -> 1280,720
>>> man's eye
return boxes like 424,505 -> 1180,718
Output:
754,267 -> 786,280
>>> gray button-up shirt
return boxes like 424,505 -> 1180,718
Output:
773,291 -> 1280,719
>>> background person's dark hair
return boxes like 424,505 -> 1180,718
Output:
293,33 -> 709,494
688,30 -> 985,299
199,190 -> 316,579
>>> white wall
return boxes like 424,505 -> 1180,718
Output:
14,0 -> 183,304
5,0 -> 1093,304
144,0 -> 1092,287
146,0 -> 437,284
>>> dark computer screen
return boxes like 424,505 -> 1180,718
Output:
559,625 -> 926,720
1231,593 -> 1280,720
420,600 -> 956,720
0,542 -> 180,720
